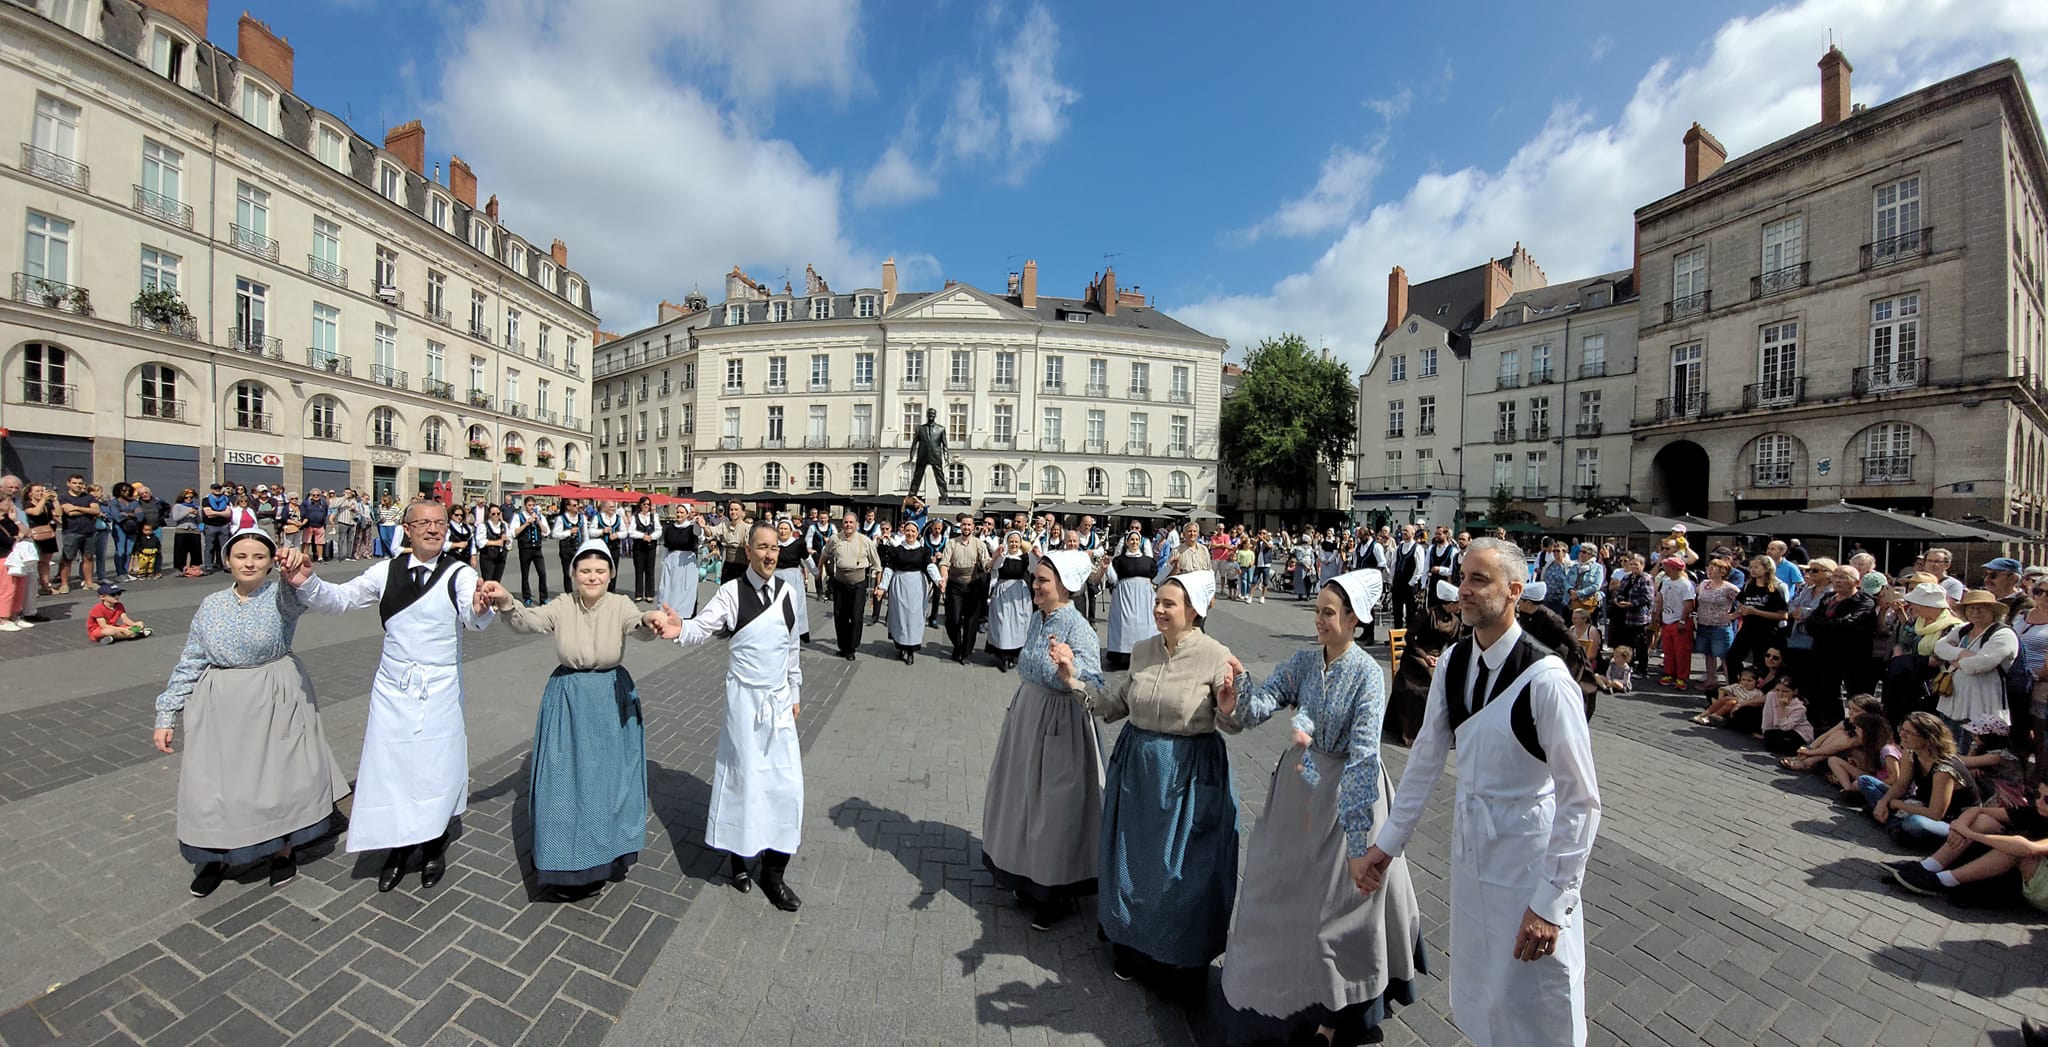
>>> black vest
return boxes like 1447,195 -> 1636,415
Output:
662,521 -> 700,552
1394,542 -> 1419,587
1439,631 -> 1562,763
732,574 -> 796,634
378,556 -> 463,627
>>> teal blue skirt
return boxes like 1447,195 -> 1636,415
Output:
1098,726 -> 1239,967
529,666 -> 647,886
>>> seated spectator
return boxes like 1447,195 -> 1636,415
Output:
1856,712 -> 1981,850
1761,678 -> 1815,753
1826,712 -> 1901,796
1889,779 -> 2048,910
85,582 -> 152,644
1782,694 -> 1883,771
1594,645 -> 1634,695
1695,667 -> 1762,726
1960,717 -> 2029,809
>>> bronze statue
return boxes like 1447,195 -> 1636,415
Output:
906,408 -> 949,498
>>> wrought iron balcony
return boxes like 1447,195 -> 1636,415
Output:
230,412 -> 273,433
536,349 -> 556,368
1125,484 -> 1151,499
1084,439 -> 1109,455
21,143 -> 87,191
1861,455 -> 1915,484
137,396 -> 186,421
371,432 -> 400,448
1084,485 -> 1107,498
371,365 -> 408,390
900,377 -> 927,392
1164,444 -> 1189,458
229,326 -> 283,359
598,434 -> 611,447
765,381 -> 788,395
807,379 -> 831,393
1750,461 -> 1793,488
130,304 -> 198,340
845,435 -> 876,449
760,436 -> 785,449
946,378 -> 974,392
566,359 -> 581,377
1039,437 -> 1064,452
1126,385 -> 1151,401
309,421 -> 340,441
986,436 -> 1017,451
504,337 -> 527,357
1038,480 -> 1064,495
307,348 -> 351,376
537,409 -> 559,426
656,425 -> 671,439
1752,262 -> 1809,298
1853,359 -> 1925,395
1386,427 -> 1405,439
1579,361 -> 1607,378
1524,424 -> 1553,441
1523,484 -> 1551,499
418,304 -> 448,327
307,255 -> 347,287
1496,374 -> 1522,390
13,273 -> 91,315
231,224 -> 279,262
470,320 -> 493,341
990,379 -> 1019,394
467,389 -> 495,411
131,185 -> 192,228
1418,423 -> 1436,436
1086,383 -> 1109,398
1862,227 -> 1933,270
422,378 -> 454,400
1043,380 -> 1066,395
1742,377 -> 1804,409
723,382 -> 744,394
1124,441 -> 1150,456
1574,485 -> 1600,502
19,380 -> 75,407
424,437 -> 448,454
372,286 -> 403,309
1575,421 -> 1603,437
1529,368 -> 1554,385
1170,388 -> 1191,404
1664,291 -> 1710,323
1494,427 -> 1516,443
851,378 -> 873,392
804,435 -> 830,449
1653,392 -> 1705,421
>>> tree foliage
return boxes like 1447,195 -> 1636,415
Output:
1219,334 -> 1356,512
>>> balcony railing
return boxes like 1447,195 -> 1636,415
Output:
371,365 -> 408,390
716,436 -> 742,450
231,224 -> 279,262
470,320 -> 493,341
1039,437 -> 1064,452
505,338 -> 527,357
137,396 -> 186,421
1124,441 -> 1151,456
1750,461 -> 1794,488
566,359 -> 580,377
1523,485 -> 1551,499
1861,455 -> 1915,484
1654,392 -> 1705,421
536,349 -> 556,368
656,425 -> 671,439
636,387 -> 651,402
1524,424 -> 1552,441
845,435 -> 876,449
946,378 -> 974,392
1084,439 -> 1109,455
761,437 -> 785,449
306,255 -> 348,288
1164,444 -> 1189,458
1665,291 -> 1710,323
373,287 -> 403,309
230,412 -> 273,433
1862,227 -> 1932,270
229,326 -> 283,359
1574,485 -> 1600,502
900,377 -> 927,392
599,396 -> 613,410
1125,485 -> 1151,499
1386,427 -> 1405,439
1752,261 -> 1809,298
765,381 -> 788,395
13,272 -> 91,315
307,348 -> 352,376
309,422 -> 340,441
509,402 -> 529,419
1579,361 -> 1607,379
1084,486 -> 1107,499
803,435 -> 830,449
986,436 -> 1017,451
1853,358 -> 1925,395
1742,377 -> 1804,409
427,305 -> 452,327
1126,385 -> 1151,401
851,378 -> 874,391
1494,427 -> 1516,442
423,378 -> 455,400
1418,423 -> 1436,436
990,379 -> 1019,394
1043,380 -> 1066,395
537,409 -> 559,426
20,380 -> 76,407
1529,368 -> 1554,385
467,389 -> 495,411
371,432 -> 400,448
1496,374 -> 1522,390
724,382 -> 744,394
131,185 -> 192,229
130,304 -> 198,340
598,435 -> 611,447
1039,481 -> 1064,495
21,143 -> 87,191
1575,421 -> 1603,437
808,380 -> 831,392
1170,388 -> 1191,404
1086,383 -> 1109,398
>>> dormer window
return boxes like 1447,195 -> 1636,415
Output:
810,297 -> 831,320
538,260 -> 555,289
507,242 -> 525,273
149,28 -> 186,82
429,194 -> 449,231
566,277 -> 582,303
1065,312 -> 1087,324
316,125 -> 346,172
44,0 -> 90,32
377,162 -> 403,204
239,80 -> 274,133
469,219 -> 492,254
771,301 -> 790,322
726,304 -> 745,325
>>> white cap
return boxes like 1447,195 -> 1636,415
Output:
1435,579 -> 1462,604
1167,571 -> 1217,618
1327,569 -> 1384,624
1044,549 -> 1091,594
1521,580 -> 1549,603
572,537 -> 613,565
223,523 -> 275,556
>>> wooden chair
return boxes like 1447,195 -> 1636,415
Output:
1388,628 -> 1407,667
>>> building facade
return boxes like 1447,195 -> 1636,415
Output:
591,261 -> 1228,512
1460,270 -> 1639,525
1631,50 -> 2048,545
0,0 -> 596,501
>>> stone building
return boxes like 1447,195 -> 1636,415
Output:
1630,49 -> 2048,544
0,0 -> 596,499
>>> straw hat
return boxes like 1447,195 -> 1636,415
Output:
1957,589 -> 2008,617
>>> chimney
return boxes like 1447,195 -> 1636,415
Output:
1819,46 -> 1853,126
484,194 -> 499,223
882,257 -> 898,310
448,155 -> 477,207
1020,259 -> 1038,309
236,13 -> 294,92
1681,122 -> 1726,188
803,263 -> 828,296
384,120 -> 425,176
1100,268 -> 1118,317
1483,258 -> 1511,319
137,0 -> 207,37
1382,266 -> 1409,339
550,239 -> 567,267
658,299 -> 689,324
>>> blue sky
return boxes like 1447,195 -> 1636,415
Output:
215,0 -> 2048,369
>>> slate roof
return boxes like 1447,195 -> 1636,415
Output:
693,282 -> 1220,343
1471,268 -> 1636,333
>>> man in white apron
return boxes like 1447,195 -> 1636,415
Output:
283,499 -> 494,892
656,519 -> 806,912
1361,538 -> 1602,1047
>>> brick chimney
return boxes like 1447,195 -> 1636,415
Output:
448,155 -> 477,207
1819,46 -> 1853,126
550,239 -> 567,267
882,257 -> 898,310
658,299 -> 690,323
1019,260 -> 1038,309
1681,122 -> 1726,188
1382,266 -> 1409,339
1100,268 -> 1118,317
484,195 -> 499,223
1483,257 -> 1515,319
384,120 -> 425,176
236,13 -> 294,92
137,0 -> 207,36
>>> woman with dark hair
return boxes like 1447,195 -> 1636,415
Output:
476,504 -> 510,581
772,517 -> 814,644
1102,530 -> 1159,672
1825,711 -> 1900,796
168,489 -> 204,573
1218,569 -> 1426,1046
876,520 -> 936,664
628,497 -> 661,603
1856,712 -> 1980,850
984,531 -> 1034,672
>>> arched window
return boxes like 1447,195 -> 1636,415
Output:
467,424 -> 489,458
1085,467 -> 1107,497
764,462 -> 783,488
139,362 -> 180,419
424,417 -> 448,454
562,444 -> 579,471
232,380 -> 269,431
806,463 -> 827,490
1752,433 -> 1793,487
370,406 -> 398,447
535,438 -> 554,468
1168,470 -> 1190,500
722,463 -> 741,490
946,462 -> 968,492
23,342 -> 70,407
850,462 -> 870,490
1126,469 -> 1150,498
989,464 -> 1014,493
308,396 -> 342,440
1039,466 -> 1063,495
1862,422 -> 1916,483
502,432 -> 524,465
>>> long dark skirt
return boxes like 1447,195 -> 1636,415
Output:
529,667 -> 648,886
1099,727 -> 1238,968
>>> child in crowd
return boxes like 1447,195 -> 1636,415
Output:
1596,646 -> 1634,694
1760,678 -> 1814,753
84,582 -> 152,644
1782,695 -> 1884,771
1695,667 -> 1763,725
1960,717 -> 2030,809
1826,712 -> 1901,797
133,525 -> 158,578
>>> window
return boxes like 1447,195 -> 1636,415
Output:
765,407 -> 785,442
722,407 -> 740,439
903,350 -> 926,386
371,407 -> 398,447
851,403 -> 872,441
506,242 -> 525,273
1753,433 -> 1792,486
504,368 -> 520,409
945,463 -> 968,492
1575,448 -> 1601,490
430,195 -> 450,231
901,402 -> 923,440
374,324 -> 397,380
1498,349 -> 1520,387
1168,470 -> 1190,500
316,125 -> 345,171
854,352 -> 875,388
764,462 -> 783,488
1129,361 -> 1151,395
1415,448 -> 1434,486
1580,333 -> 1606,377
1086,467 -> 1107,497
234,277 -> 267,344
1669,342 -> 1703,409
426,341 -> 445,384
29,95 -> 80,176
1389,354 -> 1407,382
725,358 -> 744,392
990,464 -> 1014,492
1757,320 -> 1799,404
311,217 -> 342,282
506,309 -> 522,349
537,324 -> 551,357
311,303 -> 340,364
233,380 -> 268,430
1672,247 -> 1706,303
139,246 -> 179,292
1874,176 -> 1922,242
810,354 -> 830,388
806,463 -> 827,490
722,464 -> 741,490
856,294 -> 877,318
1417,395 -> 1436,434
22,343 -> 67,405
1419,347 -> 1438,378
46,0 -> 89,30
470,219 -> 492,255
1528,396 -> 1550,438
150,28 -> 186,81
1493,453 -> 1514,491
1043,407 -> 1063,443
851,462 -> 870,489
1039,466 -> 1063,494
1087,409 -> 1106,449
1170,365 -> 1191,403
140,362 -> 177,418
992,403 -> 1014,442
810,297 -> 831,320
1762,216 -> 1803,275
1864,423 -> 1915,482
1126,469 -> 1150,498
1127,412 -> 1151,453
308,397 -> 338,440
1523,454 -> 1548,497
1530,343 -> 1552,383
235,181 -> 270,243
807,405 -> 828,444
1495,400 -> 1517,438
950,349 -> 972,386
140,140 -> 182,210
24,211 -> 71,284
469,355 -> 486,395
425,271 -> 448,322
726,304 -> 744,325
1044,354 -> 1064,389
238,79 -> 273,131
1089,358 -> 1109,394
1577,390 -> 1601,430
1168,415 -> 1189,454
768,300 -> 789,323
767,355 -> 788,391
375,246 -> 398,292
948,402 -> 970,443
1867,294 -> 1921,390
1387,399 -> 1405,437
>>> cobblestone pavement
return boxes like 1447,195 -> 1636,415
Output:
2,573 -> 2043,1045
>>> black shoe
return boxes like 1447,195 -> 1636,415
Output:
761,873 -> 802,912
269,855 -> 296,887
2022,1017 -> 2048,1047
1111,945 -> 1141,982
1030,899 -> 1067,931
377,849 -> 410,893
1891,865 -> 1946,896
905,651 -> 916,666
729,855 -> 753,893
842,652 -> 856,661
190,861 -> 227,898
548,882 -> 604,902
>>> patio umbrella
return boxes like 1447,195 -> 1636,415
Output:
1721,502 -> 2004,541
1184,509 -> 1223,521
1552,510 -> 1714,538
1035,501 -> 1094,516
977,501 -> 1031,517
513,483 -> 590,499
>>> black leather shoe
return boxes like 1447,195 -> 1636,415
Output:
761,873 -> 802,912
2021,1017 -> 2048,1047
419,831 -> 449,888
377,850 -> 409,893
269,854 -> 296,888
728,856 -> 753,893
190,861 -> 227,898
904,651 -> 916,666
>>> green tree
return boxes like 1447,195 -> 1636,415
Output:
1219,334 -> 1356,517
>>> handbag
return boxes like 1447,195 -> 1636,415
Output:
1931,666 -> 1957,698
29,524 -> 55,542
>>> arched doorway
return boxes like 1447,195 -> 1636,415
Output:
1651,440 -> 1710,517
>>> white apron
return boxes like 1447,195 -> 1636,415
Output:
348,658 -> 468,851
708,585 -> 804,856
659,549 -> 700,617
1446,662 -> 1588,1047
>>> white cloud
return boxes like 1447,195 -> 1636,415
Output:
899,1 -> 1078,196
1177,0 -> 2048,369
994,3 -> 1081,177
1364,86 -> 1413,126
859,143 -> 940,205
1589,35 -> 1614,62
1243,144 -> 1386,241
942,76 -> 1001,162
422,0 -> 882,329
